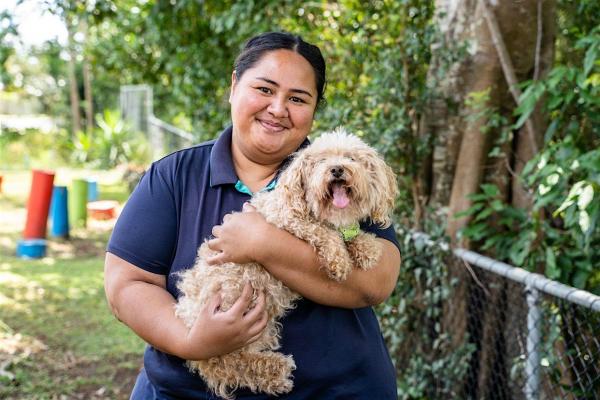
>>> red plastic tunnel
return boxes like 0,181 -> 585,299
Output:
23,170 -> 55,239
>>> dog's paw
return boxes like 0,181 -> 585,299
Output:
326,262 -> 351,281
316,244 -> 353,281
274,376 -> 294,395
262,354 -> 295,395
241,352 -> 295,396
348,233 -> 382,271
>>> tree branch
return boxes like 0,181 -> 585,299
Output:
534,0 -> 543,81
479,0 -> 539,154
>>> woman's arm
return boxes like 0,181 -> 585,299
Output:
103,252 -> 268,360
206,207 -> 401,309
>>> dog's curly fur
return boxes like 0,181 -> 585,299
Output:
174,128 -> 397,399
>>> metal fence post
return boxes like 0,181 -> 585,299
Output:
525,284 -> 541,400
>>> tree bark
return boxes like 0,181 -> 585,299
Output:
81,19 -> 94,135
512,0 -> 555,210
83,60 -> 93,134
66,18 -> 81,137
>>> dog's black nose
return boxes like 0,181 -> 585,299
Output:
331,166 -> 344,178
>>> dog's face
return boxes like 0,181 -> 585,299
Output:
279,128 -> 397,228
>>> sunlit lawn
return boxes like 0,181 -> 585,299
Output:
0,168 -> 145,400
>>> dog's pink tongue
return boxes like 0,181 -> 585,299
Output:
332,185 -> 350,209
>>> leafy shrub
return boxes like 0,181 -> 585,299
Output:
378,220 -> 475,399
71,109 -> 151,169
0,126 -> 72,169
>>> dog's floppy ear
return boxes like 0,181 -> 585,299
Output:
367,152 -> 398,227
278,149 -> 311,218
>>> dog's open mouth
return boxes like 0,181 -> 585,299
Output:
329,180 -> 351,209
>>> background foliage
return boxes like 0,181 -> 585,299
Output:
461,1 -> 600,293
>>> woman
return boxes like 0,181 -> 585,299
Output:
104,32 -> 401,399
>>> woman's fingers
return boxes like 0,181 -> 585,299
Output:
208,291 -> 222,314
246,309 -> 269,338
211,224 -> 222,237
206,238 -> 225,265
243,290 -> 265,320
206,237 -> 219,251
206,252 -> 226,266
228,283 -> 253,316
245,326 -> 266,345
242,202 -> 256,212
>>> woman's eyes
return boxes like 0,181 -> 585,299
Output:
289,96 -> 307,104
255,87 -> 307,104
257,87 -> 272,94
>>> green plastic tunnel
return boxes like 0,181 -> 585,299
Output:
69,179 -> 88,228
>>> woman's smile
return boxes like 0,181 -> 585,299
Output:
257,118 -> 288,133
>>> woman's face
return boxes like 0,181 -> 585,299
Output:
230,49 -> 318,165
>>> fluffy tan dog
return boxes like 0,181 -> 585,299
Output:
175,128 -> 397,399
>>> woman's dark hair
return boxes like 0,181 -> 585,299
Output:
234,32 -> 326,106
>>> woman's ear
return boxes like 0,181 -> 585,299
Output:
229,70 -> 238,104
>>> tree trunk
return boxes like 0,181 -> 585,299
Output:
66,19 -> 81,137
81,19 -> 94,135
425,0 -> 556,397
83,58 -> 93,134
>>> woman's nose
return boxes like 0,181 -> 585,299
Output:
267,97 -> 288,118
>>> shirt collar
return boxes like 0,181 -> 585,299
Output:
209,125 -> 311,188
209,126 -> 238,187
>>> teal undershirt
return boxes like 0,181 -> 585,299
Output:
234,178 -> 278,196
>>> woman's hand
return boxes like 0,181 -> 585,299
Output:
180,283 -> 268,360
206,203 -> 270,265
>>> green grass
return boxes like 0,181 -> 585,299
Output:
0,168 -> 145,399
0,251 -> 145,399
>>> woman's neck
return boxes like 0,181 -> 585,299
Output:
231,143 -> 280,194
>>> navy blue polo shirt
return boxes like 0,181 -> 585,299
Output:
107,126 -> 399,400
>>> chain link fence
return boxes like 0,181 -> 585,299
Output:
392,233 -> 599,400
453,249 -> 599,400
120,85 -> 194,159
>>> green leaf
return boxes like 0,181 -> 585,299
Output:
574,259 -> 593,272
579,210 -> 591,233
543,119 -> 559,142
490,199 -> 505,211
577,184 -> 594,210
509,232 -> 534,266
514,83 -> 545,129
461,223 -> 488,241
474,207 -> 495,222
521,158 -> 538,177
572,270 -> 590,289
583,42 -> 598,76
554,181 -> 586,216
545,247 -> 559,279
481,184 -> 500,197
455,203 -> 484,218
546,66 -> 568,90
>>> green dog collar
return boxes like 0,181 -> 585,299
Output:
340,223 -> 361,241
